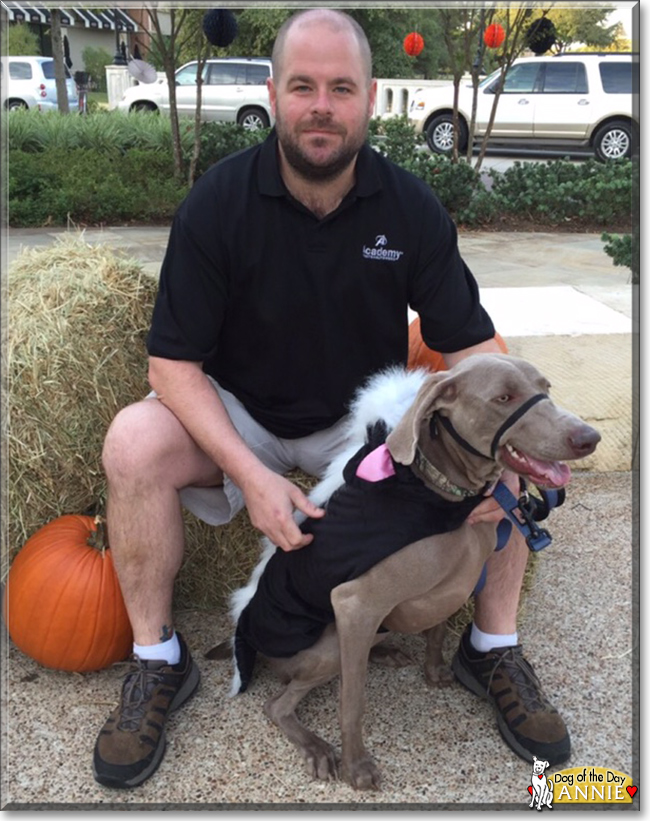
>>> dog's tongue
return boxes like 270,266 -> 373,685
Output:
523,455 -> 571,488
502,446 -> 572,487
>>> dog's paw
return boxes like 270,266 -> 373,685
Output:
424,662 -> 454,688
342,756 -> 382,790
301,738 -> 339,782
369,644 -> 413,668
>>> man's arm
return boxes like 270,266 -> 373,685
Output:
441,336 -> 504,369
148,356 -> 324,551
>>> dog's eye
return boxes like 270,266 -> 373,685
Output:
496,394 -> 512,403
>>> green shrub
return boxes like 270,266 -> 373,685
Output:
369,115 -> 425,168
487,158 -> 632,225
409,154 -> 483,216
190,121 -> 269,178
3,108 -> 45,152
81,46 -> 113,93
368,116 -> 486,220
4,110 -> 634,230
6,22 -> 40,56
7,149 -> 188,226
601,232 -> 639,283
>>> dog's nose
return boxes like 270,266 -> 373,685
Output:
569,425 -> 601,457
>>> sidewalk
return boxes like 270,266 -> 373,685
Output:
1,227 -> 637,809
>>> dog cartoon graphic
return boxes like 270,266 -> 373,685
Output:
529,756 -> 554,810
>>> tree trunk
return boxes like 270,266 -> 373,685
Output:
50,10 -> 69,114
473,8 -> 544,173
451,77 -> 460,163
147,8 -> 185,181
188,34 -> 210,187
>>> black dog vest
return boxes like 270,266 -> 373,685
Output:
234,422 -> 485,692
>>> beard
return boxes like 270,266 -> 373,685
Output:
275,111 -> 369,182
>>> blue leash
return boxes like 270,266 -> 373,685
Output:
473,480 -> 565,595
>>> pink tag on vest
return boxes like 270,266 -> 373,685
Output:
356,444 -> 396,482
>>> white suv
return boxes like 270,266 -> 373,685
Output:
1,56 -> 79,112
118,57 -> 273,129
410,53 -> 638,161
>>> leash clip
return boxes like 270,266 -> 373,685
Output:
516,493 -> 552,552
491,480 -> 557,553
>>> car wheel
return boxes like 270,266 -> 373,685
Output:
7,99 -> 28,111
130,102 -> 158,113
425,114 -> 468,154
593,120 -> 633,161
237,107 -> 270,130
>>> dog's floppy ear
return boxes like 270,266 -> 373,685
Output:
386,371 -> 458,465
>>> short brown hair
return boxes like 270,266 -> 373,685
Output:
272,9 -> 372,86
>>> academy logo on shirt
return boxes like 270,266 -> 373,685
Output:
362,234 -> 404,261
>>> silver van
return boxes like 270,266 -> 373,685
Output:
1,56 -> 80,112
117,57 -> 273,129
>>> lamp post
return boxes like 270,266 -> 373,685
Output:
113,9 -> 126,65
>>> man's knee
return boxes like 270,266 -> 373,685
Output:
103,400 -> 223,490
102,400 -> 172,483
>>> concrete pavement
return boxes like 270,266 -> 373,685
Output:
1,225 -> 638,809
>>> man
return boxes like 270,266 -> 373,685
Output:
93,9 -> 569,790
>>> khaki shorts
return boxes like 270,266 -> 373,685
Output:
162,378 -> 353,526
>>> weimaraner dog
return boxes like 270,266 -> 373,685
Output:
209,354 -> 600,790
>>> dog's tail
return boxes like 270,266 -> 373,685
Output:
229,535 -> 276,624
232,622 -> 257,695
346,366 -> 428,443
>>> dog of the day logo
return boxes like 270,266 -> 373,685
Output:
527,763 -> 637,808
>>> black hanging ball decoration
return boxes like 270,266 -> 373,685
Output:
525,17 -> 556,55
203,10 -> 238,47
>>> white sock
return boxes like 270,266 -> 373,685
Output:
133,632 -> 181,665
470,623 -> 518,653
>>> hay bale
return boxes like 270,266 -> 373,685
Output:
3,234 -> 156,579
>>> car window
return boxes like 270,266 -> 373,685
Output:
41,60 -> 56,79
246,64 -> 270,85
175,63 -> 207,86
599,62 -> 636,93
208,64 -> 243,85
542,62 -> 588,93
492,63 -> 540,94
9,61 -> 33,81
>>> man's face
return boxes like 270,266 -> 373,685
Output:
268,22 -> 377,181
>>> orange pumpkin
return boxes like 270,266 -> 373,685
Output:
3,515 -> 133,672
408,316 -> 508,371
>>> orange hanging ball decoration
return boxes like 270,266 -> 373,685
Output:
404,32 -> 425,57
484,23 -> 506,49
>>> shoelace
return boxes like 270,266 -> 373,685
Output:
485,647 -> 548,712
116,660 -> 165,732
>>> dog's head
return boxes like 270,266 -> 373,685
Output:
532,756 -> 550,776
386,354 -> 600,490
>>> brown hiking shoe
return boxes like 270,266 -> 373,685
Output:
93,632 -> 200,788
451,624 -> 570,765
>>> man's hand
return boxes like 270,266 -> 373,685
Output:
467,470 -> 520,526
241,467 -> 325,552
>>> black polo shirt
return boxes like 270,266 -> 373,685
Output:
146,131 -> 495,439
